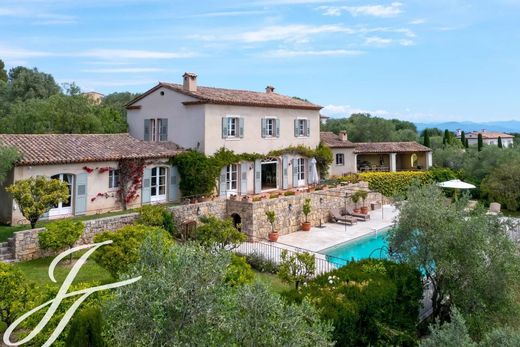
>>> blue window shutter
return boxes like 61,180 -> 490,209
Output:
308,158 -> 313,184
294,119 -> 299,137
261,118 -> 266,138
276,119 -> 280,138
254,160 -> 262,194
219,167 -> 227,197
306,119 -> 310,137
292,158 -> 298,187
144,119 -> 150,141
239,117 -> 244,138
282,155 -> 289,189
75,173 -> 88,215
222,118 -> 228,138
159,118 -> 168,141
240,162 -> 248,194
142,168 -> 151,204
168,166 -> 179,202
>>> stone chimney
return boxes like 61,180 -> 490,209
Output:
183,72 -> 197,92
339,131 -> 348,142
265,85 -> 275,94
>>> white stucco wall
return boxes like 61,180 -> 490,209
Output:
203,104 -> 320,155
329,148 -> 357,177
127,87 -> 206,151
466,137 -> 514,148
8,159 -> 169,225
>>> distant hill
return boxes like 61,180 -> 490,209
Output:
415,120 -> 520,134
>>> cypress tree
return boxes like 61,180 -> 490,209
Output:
498,136 -> 503,148
443,129 -> 449,145
465,138 -> 469,148
460,131 -> 466,147
478,133 -> 483,151
423,129 -> 431,148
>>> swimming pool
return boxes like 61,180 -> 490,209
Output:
322,229 -> 391,267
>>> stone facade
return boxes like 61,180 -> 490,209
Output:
7,182 -> 381,261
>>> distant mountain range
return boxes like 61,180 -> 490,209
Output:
415,120 -> 520,134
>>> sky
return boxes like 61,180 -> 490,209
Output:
1,0 -> 520,123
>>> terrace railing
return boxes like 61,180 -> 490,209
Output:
234,236 -> 349,276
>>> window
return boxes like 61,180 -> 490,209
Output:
109,169 -> 120,189
297,158 -> 305,181
144,118 -> 168,142
151,167 -> 167,202
294,119 -> 309,137
226,164 -> 238,191
266,118 -> 275,137
150,119 -> 157,142
336,153 -> 344,166
49,174 -> 73,216
227,117 -> 237,137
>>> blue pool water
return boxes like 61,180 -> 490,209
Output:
322,229 -> 390,267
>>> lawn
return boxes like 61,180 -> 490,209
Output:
0,224 -> 28,242
254,271 -> 291,294
13,253 -> 114,288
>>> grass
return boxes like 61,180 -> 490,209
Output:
13,252 -> 113,288
254,271 -> 291,294
0,224 -> 28,242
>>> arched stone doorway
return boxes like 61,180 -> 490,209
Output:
231,213 -> 242,231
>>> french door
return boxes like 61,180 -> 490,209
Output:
49,174 -> 73,217
150,167 -> 167,202
296,158 -> 306,186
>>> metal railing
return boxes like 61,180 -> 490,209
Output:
234,236 -> 350,276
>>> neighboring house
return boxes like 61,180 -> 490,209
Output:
0,134 -> 182,225
81,91 -> 104,105
321,131 -> 433,176
320,114 -> 329,125
457,130 -> 514,148
126,72 -> 322,197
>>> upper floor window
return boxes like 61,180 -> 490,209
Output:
144,118 -> 168,142
109,169 -> 120,189
262,118 -> 280,138
222,116 -> 244,139
294,119 -> 310,137
336,153 -> 344,166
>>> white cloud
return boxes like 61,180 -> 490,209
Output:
0,47 -> 53,59
187,10 -> 266,18
364,36 -> 393,46
77,49 -> 195,60
0,6 -> 76,24
409,18 -> 427,25
319,2 -> 403,17
321,104 -> 390,117
266,49 -> 364,57
81,67 -> 165,73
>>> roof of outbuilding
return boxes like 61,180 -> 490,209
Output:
0,134 -> 183,166
127,82 -> 322,110
320,132 -> 356,148
354,142 -> 432,153
464,131 -> 514,139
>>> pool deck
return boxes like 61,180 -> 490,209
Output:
275,205 -> 398,253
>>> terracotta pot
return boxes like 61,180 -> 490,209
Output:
360,206 -> 369,214
268,231 -> 279,242
307,187 -> 315,192
353,208 -> 362,213
302,222 -> 311,231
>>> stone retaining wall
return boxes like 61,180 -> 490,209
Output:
9,182 -> 381,261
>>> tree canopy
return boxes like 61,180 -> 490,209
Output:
321,113 -> 419,142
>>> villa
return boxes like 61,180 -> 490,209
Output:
456,129 -> 514,148
126,72 -> 323,197
0,134 -> 182,225
321,131 -> 433,177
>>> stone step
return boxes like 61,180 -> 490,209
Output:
0,242 -> 8,248
0,253 -> 14,262
0,247 -> 11,255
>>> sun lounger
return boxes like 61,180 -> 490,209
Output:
330,209 -> 357,225
345,208 -> 370,221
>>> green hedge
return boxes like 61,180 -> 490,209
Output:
284,259 -> 422,347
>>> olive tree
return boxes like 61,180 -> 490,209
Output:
0,146 -> 20,184
6,176 -> 70,228
390,184 -> 520,337
103,238 -> 333,346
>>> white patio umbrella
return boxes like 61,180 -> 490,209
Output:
309,157 -> 320,185
437,179 -> 476,189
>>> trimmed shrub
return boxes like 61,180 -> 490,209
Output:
427,167 -> 460,183
65,306 -> 105,347
138,204 -> 175,234
225,254 -> 255,287
92,224 -> 172,278
0,263 -> 35,330
39,219 -> 83,254
284,259 -> 422,347
349,171 -> 431,197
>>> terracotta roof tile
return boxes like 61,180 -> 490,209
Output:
320,132 -> 356,148
464,131 -> 514,139
127,83 -> 322,110
354,142 -> 432,153
0,134 -> 183,166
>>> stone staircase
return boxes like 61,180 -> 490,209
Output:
0,238 -> 15,262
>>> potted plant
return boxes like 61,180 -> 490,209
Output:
351,191 -> 362,213
358,189 -> 369,214
266,211 -> 279,242
301,198 -> 312,231
242,195 -> 252,203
